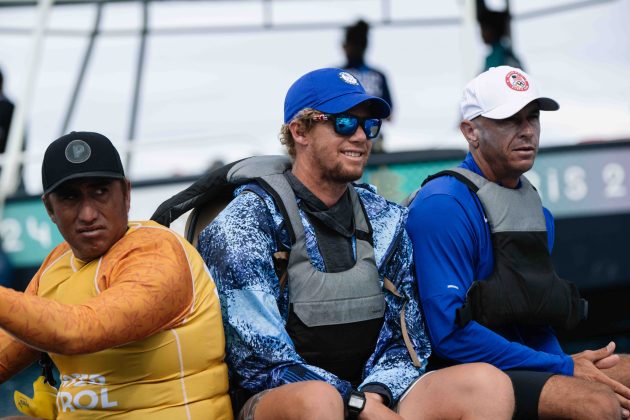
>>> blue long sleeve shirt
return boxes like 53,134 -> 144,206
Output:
406,153 -> 574,376
198,182 -> 430,403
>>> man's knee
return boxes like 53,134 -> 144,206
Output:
252,381 -> 344,420
400,364 -> 514,419
291,381 -> 344,414
458,362 -> 514,398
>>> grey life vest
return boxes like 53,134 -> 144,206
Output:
270,175 -> 384,326
421,168 -> 588,331
247,166 -> 386,384
220,156 -> 385,327
152,155 -> 422,410
153,155 -> 407,384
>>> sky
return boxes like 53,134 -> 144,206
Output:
0,0 -> 629,205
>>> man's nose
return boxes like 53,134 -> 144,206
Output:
350,125 -> 368,142
520,119 -> 535,137
78,200 -> 98,222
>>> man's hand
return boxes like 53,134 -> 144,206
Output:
572,341 -> 630,414
357,392 -> 403,420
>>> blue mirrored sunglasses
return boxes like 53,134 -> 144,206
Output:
312,113 -> 382,140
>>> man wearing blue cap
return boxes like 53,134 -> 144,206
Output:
198,68 -> 515,420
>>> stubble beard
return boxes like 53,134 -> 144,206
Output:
310,140 -> 370,185
323,160 -> 365,184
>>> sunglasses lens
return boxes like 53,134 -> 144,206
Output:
364,119 -> 382,139
334,116 -> 359,136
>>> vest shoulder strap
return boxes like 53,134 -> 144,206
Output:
402,168 -> 482,207
273,251 -> 290,291
258,174 -> 373,247
421,168 -> 485,191
382,277 -> 421,367
151,155 -> 291,237
151,155 -> 295,287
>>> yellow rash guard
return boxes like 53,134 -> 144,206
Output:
0,220 -> 232,419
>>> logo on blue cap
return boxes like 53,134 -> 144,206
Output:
339,72 -> 359,85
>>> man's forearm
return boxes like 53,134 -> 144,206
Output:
0,286 -> 112,354
0,330 -> 38,383
0,278 -> 189,355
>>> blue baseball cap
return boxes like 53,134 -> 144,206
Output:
283,68 -> 391,124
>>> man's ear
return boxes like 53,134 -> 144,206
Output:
289,120 -> 309,146
460,120 -> 479,149
42,195 -> 57,224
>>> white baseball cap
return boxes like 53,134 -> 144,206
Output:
460,66 -> 559,121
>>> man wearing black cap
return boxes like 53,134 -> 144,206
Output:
0,132 -> 232,419
198,68 -> 515,420
407,66 -> 630,419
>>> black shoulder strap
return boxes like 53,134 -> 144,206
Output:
421,169 -> 480,193
152,155 -> 292,228
151,158 -> 247,227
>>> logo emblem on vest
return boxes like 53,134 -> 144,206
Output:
339,72 -> 359,86
65,140 -> 92,164
505,71 -> 529,91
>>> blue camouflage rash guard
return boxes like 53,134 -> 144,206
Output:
198,181 -> 430,402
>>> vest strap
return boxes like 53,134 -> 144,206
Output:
273,251 -> 290,291
422,169 -> 480,192
384,277 -> 421,368
383,277 -> 400,297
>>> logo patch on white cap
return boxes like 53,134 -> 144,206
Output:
505,71 -> 529,92
339,71 -> 359,85
65,139 -> 91,164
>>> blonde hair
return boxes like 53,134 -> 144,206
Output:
278,108 -> 321,159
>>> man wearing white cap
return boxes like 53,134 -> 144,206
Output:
407,66 -> 630,419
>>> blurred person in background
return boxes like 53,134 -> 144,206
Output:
0,67 -> 14,155
0,68 -> 15,291
476,0 -> 524,71
0,67 -> 26,193
342,19 -> 393,153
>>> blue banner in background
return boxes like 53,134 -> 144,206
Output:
526,148 -> 630,217
362,143 -> 630,218
3,142 -> 629,269
362,159 -> 463,204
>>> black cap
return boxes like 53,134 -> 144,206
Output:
42,131 -> 125,195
